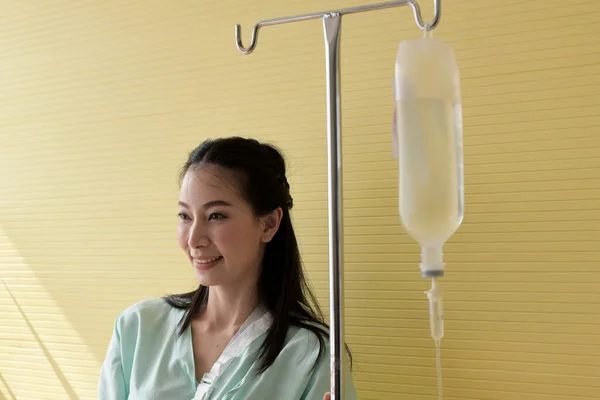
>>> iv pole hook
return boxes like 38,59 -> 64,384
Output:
235,0 -> 441,55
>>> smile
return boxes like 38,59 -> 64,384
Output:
193,256 -> 223,264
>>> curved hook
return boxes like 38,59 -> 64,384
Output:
408,0 -> 441,31
234,0 -> 442,55
235,23 -> 261,55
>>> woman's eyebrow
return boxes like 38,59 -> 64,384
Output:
178,200 -> 233,209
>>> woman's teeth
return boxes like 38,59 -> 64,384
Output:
194,256 -> 222,264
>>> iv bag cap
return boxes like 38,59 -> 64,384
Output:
420,245 -> 445,277
422,269 -> 444,278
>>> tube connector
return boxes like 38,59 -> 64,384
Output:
426,277 -> 444,343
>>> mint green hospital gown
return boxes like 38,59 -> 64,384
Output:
99,298 -> 357,400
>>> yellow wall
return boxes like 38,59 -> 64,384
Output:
1,1 -> 599,399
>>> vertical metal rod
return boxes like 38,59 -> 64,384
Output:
323,13 -> 344,400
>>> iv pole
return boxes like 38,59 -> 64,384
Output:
235,1 -> 442,399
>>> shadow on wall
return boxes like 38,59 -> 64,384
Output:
0,227 -> 98,399
1,277 -> 77,399
0,371 -> 17,400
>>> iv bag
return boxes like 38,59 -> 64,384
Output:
394,38 -> 464,277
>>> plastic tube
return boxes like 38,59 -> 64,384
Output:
426,278 -> 444,399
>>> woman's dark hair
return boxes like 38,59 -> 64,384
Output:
164,136 -> 350,373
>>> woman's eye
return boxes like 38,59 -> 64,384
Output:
208,212 -> 227,221
178,212 -> 191,220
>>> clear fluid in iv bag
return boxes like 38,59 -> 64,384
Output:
396,98 -> 464,247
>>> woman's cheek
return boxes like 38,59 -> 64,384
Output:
218,223 -> 246,246
177,223 -> 189,250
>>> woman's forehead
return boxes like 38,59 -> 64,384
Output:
180,166 -> 241,202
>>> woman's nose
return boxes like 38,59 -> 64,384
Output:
188,223 -> 210,248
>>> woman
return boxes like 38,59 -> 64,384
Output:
99,137 -> 356,399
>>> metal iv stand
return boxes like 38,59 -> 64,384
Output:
235,1 -> 442,399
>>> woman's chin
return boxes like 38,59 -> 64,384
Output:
194,271 -> 220,287
193,263 -> 223,287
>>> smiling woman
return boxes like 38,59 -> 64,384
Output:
98,137 -> 355,400
177,167 -> 272,290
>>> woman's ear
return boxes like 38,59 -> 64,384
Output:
260,208 -> 283,243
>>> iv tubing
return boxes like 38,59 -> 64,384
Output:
234,2 -> 443,398
428,277 -> 444,399
435,340 -> 443,400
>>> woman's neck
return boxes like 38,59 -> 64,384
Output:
199,283 -> 260,331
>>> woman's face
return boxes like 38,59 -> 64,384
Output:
177,165 -> 281,287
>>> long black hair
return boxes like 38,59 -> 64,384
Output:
164,137 -> 350,373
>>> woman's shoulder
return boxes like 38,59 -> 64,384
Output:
113,297 -> 181,334
267,324 -> 357,399
279,323 -> 330,364
286,323 -> 328,344
282,324 -> 352,376
119,297 -> 171,317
